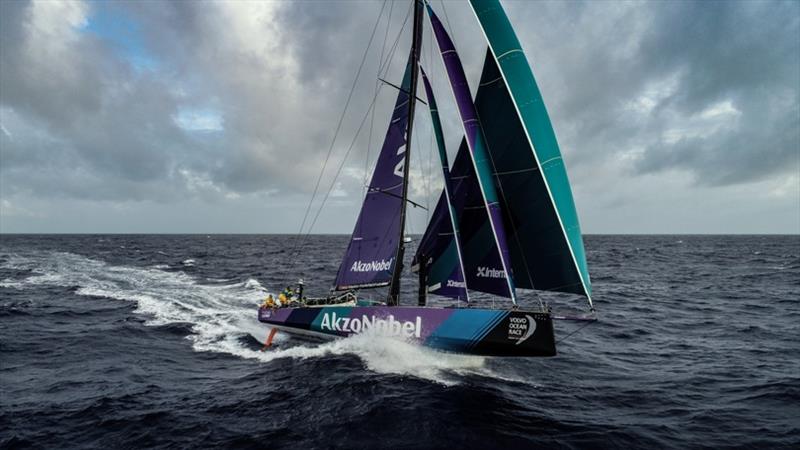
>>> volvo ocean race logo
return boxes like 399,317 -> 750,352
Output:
508,315 -> 536,345
350,258 -> 393,273
477,266 -> 505,278
320,312 -> 422,338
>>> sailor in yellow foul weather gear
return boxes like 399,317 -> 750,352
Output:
262,294 -> 276,308
278,286 -> 294,306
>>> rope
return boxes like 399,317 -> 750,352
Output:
298,6 -> 413,265
555,319 -> 596,345
364,0 -> 395,195
287,0 -> 388,268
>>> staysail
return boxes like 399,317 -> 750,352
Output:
412,66 -> 468,301
413,192 -> 468,300
426,3 -> 516,302
470,0 -> 592,303
333,52 -> 415,290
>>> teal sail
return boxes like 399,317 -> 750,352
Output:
413,192 -> 468,300
470,0 -> 592,306
448,140 -> 513,297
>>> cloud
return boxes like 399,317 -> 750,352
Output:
502,0 -> 799,186
0,0 -> 798,233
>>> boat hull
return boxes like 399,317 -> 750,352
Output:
258,305 -> 556,357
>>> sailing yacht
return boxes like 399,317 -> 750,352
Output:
258,0 -> 595,357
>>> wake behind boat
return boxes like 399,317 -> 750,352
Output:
259,0 -> 596,357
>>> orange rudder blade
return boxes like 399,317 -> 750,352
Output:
261,328 -> 278,351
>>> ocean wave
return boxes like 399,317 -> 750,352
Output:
0,250 -> 511,386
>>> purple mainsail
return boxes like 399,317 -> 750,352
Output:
333,52 -> 414,290
426,4 -> 516,302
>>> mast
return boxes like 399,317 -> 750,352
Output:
417,256 -> 427,306
387,0 -> 423,306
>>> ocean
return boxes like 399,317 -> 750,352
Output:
1,234 -> 798,449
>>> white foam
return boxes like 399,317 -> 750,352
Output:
0,250 -> 514,385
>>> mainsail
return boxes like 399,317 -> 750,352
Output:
333,52 -> 415,290
426,3 -> 516,302
470,0 -> 592,303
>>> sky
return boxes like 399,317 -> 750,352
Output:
0,0 -> 798,234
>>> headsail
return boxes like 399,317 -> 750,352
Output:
449,140 -> 513,297
470,0 -> 592,304
412,66 -> 468,301
333,52 -> 415,291
426,3 -> 516,302
413,192 -> 468,300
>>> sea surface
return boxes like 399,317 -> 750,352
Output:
1,234 -> 798,449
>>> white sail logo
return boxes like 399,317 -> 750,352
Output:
446,279 -> 466,288
350,258 -> 393,273
508,315 -> 537,345
320,312 -> 422,338
477,266 -> 505,278
394,141 -> 407,178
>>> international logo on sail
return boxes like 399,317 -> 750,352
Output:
350,258 -> 393,273
477,266 -> 505,278
446,279 -> 466,288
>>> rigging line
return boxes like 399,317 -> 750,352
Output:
555,319 -> 597,345
288,0 -> 387,265
422,29 -> 434,223
365,0 -> 395,194
303,80 -> 387,247
299,2 -> 411,260
439,0 -> 459,54
379,0 -> 395,69
329,3 -> 411,281
412,111 -> 430,224
477,113 -> 540,308
471,55 -> 541,306
407,120 -> 426,237
378,1 -> 413,79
